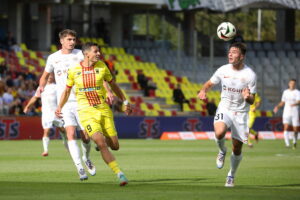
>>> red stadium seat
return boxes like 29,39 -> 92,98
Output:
190,98 -> 197,104
124,69 -> 130,75
166,70 -> 173,76
147,103 -> 154,110
171,110 -> 177,116
135,96 -> 143,105
261,111 -> 267,117
176,76 -> 182,83
130,96 -> 136,103
169,83 -> 175,89
189,104 -> 196,110
128,75 -> 135,82
131,82 -> 140,90
148,89 -> 156,97
158,111 -> 165,116
164,77 -> 170,82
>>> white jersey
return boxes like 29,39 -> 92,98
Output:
210,64 -> 257,112
45,49 -> 84,103
281,89 -> 300,117
35,84 -> 57,113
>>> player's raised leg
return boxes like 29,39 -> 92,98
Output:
92,132 -> 128,186
214,121 -> 228,169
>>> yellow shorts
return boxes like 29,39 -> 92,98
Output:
247,111 -> 256,128
78,105 -> 117,137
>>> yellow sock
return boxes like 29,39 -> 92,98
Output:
108,160 -> 121,174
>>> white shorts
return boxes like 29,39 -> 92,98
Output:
42,110 -> 65,129
41,111 -> 55,129
214,108 -> 249,144
283,114 -> 299,127
61,101 -> 84,130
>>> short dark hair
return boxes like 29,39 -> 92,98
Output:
229,42 -> 247,55
59,29 -> 77,39
290,79 -> 296,82
82,42 -> 99,54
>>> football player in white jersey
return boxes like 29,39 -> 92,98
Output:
198,42 -> 257,187
273,79 -> 300,149
39,29 -> 96,181
24,73 -> 67,156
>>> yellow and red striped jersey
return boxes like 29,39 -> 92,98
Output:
66,60 -> 113,110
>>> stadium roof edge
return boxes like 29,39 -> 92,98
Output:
91,0 -> 166,5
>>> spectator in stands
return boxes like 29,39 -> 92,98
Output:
2,87 -> 14,114
0,80 -> 4,115
173,84 -> 190,112
137,70 -> 148,93
145,78 -> 157,97
206,98 -> 217,116
5,74 -> 14,88
3,31 -> 17,51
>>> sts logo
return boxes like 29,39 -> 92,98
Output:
183,118 -> 202,131
138,118 -> 160,138
0,118 -> 20,139
265,117 -> 283,131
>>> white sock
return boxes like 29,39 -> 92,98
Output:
215,137 -> 226,153
284,131 -> 290,147
42,137 -> 50,152
68,140 -> 84,171
293,132 -> 298,144
227,153 -> 242,177
81,141 -> 91,162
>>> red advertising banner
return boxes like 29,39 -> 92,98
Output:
0,116 -> 61,140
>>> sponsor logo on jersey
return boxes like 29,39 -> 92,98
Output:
79,87 -> 101,92
83,70 -> 94,74
222,85 -> 242,93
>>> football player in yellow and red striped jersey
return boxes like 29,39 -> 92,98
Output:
56,42 -> 132,186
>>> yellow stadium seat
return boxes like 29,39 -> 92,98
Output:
20,43 -> 28,51
50,44 -> 58,53
153,103 -> 161,110
29,50 -> 37,59
266,111 -> 273,117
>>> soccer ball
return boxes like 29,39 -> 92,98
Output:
217,22 -> 236,41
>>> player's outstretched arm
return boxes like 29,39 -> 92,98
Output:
23,96 -> 39,114
198,80 -> 214,100
109,80 -> 132,115
39,71 -> 50,92
273,101 -> 284,113
55,86 -> 72,118
103,81 -> 116,105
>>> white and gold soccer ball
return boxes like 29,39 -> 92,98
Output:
217,22 -> 236,41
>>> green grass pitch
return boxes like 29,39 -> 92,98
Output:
0,139 -> 299,200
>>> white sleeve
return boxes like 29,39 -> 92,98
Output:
248,73 -> 257,94
210,68 -> 221,84
45,55 -> 54,73
281,91 -> 286,102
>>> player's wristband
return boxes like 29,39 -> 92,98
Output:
123,100 -> 129,106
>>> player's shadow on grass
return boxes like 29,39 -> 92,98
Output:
130,178 -> 208,183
